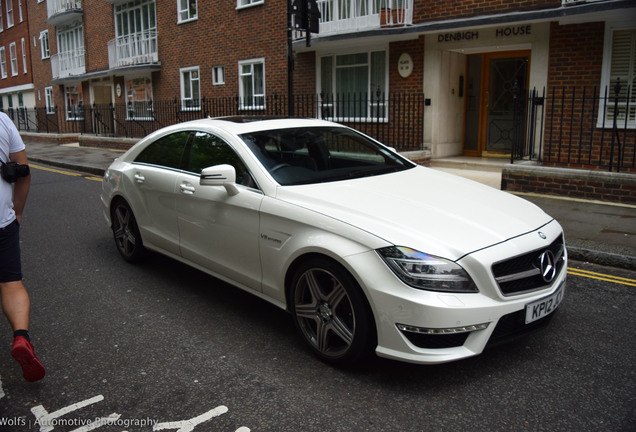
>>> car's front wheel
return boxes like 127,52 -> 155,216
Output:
111,200 -> 144,263
289,257 -> 376,367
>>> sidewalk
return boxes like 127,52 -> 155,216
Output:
24,138 -> 636,270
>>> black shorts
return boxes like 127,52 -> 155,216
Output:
0,219 -> 22,283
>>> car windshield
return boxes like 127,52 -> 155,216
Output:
240,127 -> 414,185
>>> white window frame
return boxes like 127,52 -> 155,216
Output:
0,1 -> 3,32
318,48 -> 388,122
39,30 -> 50,59
0,47 -> 6,78
21,37 -> 26,74
213,66 -> 225,85
180,66 -> 200,111
65,84 -> 84,121
18,0 -> 22,23
237,0 -> 264,9
126,75 -> 154,120
45,86 -> 54,114
6,0 -> 13,28
599,24 -> 636,129
238,58 -> 265,109
178,0 -> 197,23
9,42 -> 17,76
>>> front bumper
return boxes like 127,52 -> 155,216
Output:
346,220 -> 567,364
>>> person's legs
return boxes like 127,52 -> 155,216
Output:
0,221 -> 44,382
0,280 -> 30,331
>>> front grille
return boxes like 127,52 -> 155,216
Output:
492,235 -> 566,296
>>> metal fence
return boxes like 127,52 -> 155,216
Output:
514,80 -> 635,173
5,92 -> 425,152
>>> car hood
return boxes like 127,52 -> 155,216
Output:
275,166 -> 553,260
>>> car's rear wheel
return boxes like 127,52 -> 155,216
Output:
289,257 -> 376,367
111,200 -> 144,262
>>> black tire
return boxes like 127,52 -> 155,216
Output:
111,200 -> 145,263
289,257 -> 376,367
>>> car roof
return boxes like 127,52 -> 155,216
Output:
172,116 -> 344,136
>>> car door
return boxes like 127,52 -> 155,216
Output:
130,131 -> 190,256
175,131 -> 264,292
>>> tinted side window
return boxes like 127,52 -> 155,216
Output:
134,131 -> 190,169
186,132 -> 249,184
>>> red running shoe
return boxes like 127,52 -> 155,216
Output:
11,336 -> 45,382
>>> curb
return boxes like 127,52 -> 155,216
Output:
568,247 -> 636,271
29,157 -> 107,177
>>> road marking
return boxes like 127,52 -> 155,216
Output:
29,163 -> 103,182
567,267 -> 636,286
153,406 -> 229,431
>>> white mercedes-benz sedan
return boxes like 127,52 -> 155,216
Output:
101,117 -> 566,366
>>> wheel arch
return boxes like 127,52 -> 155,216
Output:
283,252 -> 378,338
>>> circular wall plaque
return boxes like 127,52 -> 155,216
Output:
398,53 -> 413,78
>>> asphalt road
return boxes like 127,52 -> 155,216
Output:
0,165 -> 634,432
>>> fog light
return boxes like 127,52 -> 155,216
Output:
397,322 -> 490,335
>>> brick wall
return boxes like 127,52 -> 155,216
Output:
415,0 -> 560,22
502,165 -> 636,205
541,21 -> 635,174
0,0 -> 33,90
83,0 -> 114,72
155,1 -> 289,101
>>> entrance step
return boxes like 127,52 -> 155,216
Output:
429,157 -> 506,189
430,156 -> 509,173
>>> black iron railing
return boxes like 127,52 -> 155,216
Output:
5,92 -> 425,152
513,80 -> 635,172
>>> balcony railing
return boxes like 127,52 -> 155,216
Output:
316,0 -> 413,35
47,0 -> 83,26
51,49 -> 86,80
108,31 -> 159,69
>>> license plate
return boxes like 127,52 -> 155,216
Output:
525,284 -> 565,324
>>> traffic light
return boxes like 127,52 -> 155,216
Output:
292,0 -> 320,34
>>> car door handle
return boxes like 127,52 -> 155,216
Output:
180,183 -> 196,194
134,173 -> 145,183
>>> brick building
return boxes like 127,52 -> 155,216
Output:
2,0 -> 635,174
291,0 -> 635,172
0,0 -> 34,114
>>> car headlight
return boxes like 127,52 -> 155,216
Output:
378,246 -> 478,293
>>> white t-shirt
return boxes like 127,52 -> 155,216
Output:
0,112 -> 26,228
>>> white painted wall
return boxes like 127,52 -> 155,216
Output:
423,22 -> 551,158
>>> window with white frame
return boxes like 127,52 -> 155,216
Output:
319,49 -> 387,120
180,66 -> 200,110
65,85 -> 84,120
39,30 -> 50,59
9,42 -> 17,76
600,28 -> 636,128
237,0 -> 264,8
6,0 -> 13,28
45,86 -> 54,114
213,66 -> 224,85
126,76 -> 154,119
21,38 -> 26,73
178,0 -> 197,23
0,47 -> 6,78
239,58 -> 265,109
18,0 -> 22,23
0,2 -> 3,32
115,0 -> 157,58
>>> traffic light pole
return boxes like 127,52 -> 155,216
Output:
287,0 -> 295,117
